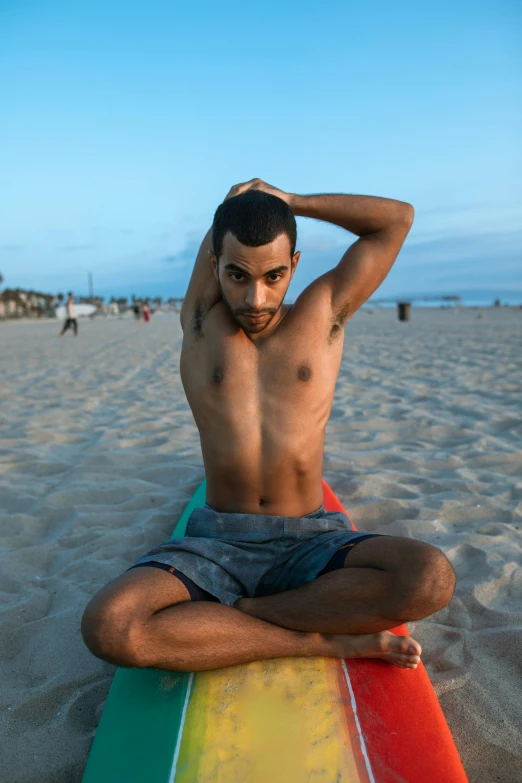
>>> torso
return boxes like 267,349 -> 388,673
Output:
180,296 -> 345,516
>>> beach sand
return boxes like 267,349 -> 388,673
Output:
1,308 -> 521,782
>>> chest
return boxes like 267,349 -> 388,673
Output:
181,317 -> 343,403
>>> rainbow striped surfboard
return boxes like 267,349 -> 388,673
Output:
82,480 -> 468,783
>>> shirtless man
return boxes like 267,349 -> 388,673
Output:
59,292 -> 78,337
81,179 -> 456,673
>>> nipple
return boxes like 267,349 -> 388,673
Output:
298,365 -> 312,382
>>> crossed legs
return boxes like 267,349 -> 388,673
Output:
81,536 -> 455,672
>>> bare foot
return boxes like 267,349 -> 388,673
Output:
323,630 -> 422,669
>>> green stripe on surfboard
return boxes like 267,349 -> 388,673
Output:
82,481 -> 207,783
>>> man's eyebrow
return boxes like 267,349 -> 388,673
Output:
223,263 -> 289,276
264,265 -> 288,275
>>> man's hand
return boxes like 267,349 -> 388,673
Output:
224,178 -> 293,207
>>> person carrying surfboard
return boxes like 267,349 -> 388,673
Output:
59,292 -> 78,337
82,179 -> 456,673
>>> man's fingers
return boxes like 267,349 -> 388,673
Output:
235,179 -> 261,195
225,178 -> 264,200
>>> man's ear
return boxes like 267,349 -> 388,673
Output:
208,250 -> 219,280
291,250 -> 300,278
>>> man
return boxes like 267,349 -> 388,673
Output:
82,179 -> 456,673
59,292 -> 78,337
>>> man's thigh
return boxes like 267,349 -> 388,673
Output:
341,534 -> 446,574
85,566 -> 193,623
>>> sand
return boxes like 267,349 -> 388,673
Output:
0,307 -> 521,782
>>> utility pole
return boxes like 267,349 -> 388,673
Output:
88,272 -> 94,301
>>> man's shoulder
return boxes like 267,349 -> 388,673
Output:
278,282 -> 336,331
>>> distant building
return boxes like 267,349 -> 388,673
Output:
0,288 -> 56,319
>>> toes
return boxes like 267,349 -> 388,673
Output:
393,658 -> 419,669
396,637 -> 422,656
393,653 -> 420,664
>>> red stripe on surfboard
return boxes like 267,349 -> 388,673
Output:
321,479 -> 468,783
322,480 -> 357,531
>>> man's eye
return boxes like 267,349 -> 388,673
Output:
268,274 -> 282,282
231,273 -> 244,281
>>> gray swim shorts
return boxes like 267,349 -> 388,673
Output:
130,503 -> 382,606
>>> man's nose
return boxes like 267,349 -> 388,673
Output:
245,283 -> 266,311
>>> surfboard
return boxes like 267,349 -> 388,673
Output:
82,480 -> 468,783
56,304 -> 97,319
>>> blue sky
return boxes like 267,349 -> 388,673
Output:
1,0 -> 520,303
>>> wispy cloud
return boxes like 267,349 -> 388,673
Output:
161,232 -> 202,269
161,252 -> 194,267
0,243 -> 24,252
400,227 -> 522,267
414,200 -> 501,218
58,243 -> 96,252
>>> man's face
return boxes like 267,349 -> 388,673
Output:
210,232 -> 300,334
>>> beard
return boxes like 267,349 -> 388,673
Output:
219,284 -> 281,333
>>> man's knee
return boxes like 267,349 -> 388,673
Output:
388,544 -> 456,621
81,592 -> 147,668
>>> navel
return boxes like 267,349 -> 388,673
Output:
298,365 -> 312,382
212,367 -> 224,384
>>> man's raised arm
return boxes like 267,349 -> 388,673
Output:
180,228 -> 221,332
290,192 -> 414,318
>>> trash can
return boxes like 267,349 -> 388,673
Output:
398,302 -> 411,321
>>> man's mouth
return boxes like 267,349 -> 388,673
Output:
242,313 -> 267,323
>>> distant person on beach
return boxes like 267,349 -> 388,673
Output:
133,302 -> 141,322
142,303 -> 151,323
83,179 -> 456,674
59,292 -> 78,337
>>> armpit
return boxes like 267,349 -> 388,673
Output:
333,303 -> 350,326
328,303 -> 350,343
193,298 -> 207,338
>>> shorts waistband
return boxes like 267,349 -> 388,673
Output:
186,503 -> 349,542
203,502 -> 326,518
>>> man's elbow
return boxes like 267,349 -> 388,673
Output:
398,202 -> 415,227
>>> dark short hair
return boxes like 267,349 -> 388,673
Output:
212,191 -> 297,262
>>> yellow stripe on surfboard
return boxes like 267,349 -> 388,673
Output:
174,657 -> 365,783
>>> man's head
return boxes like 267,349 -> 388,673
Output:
67,292 -> 73,300
210,191 -> 300,334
